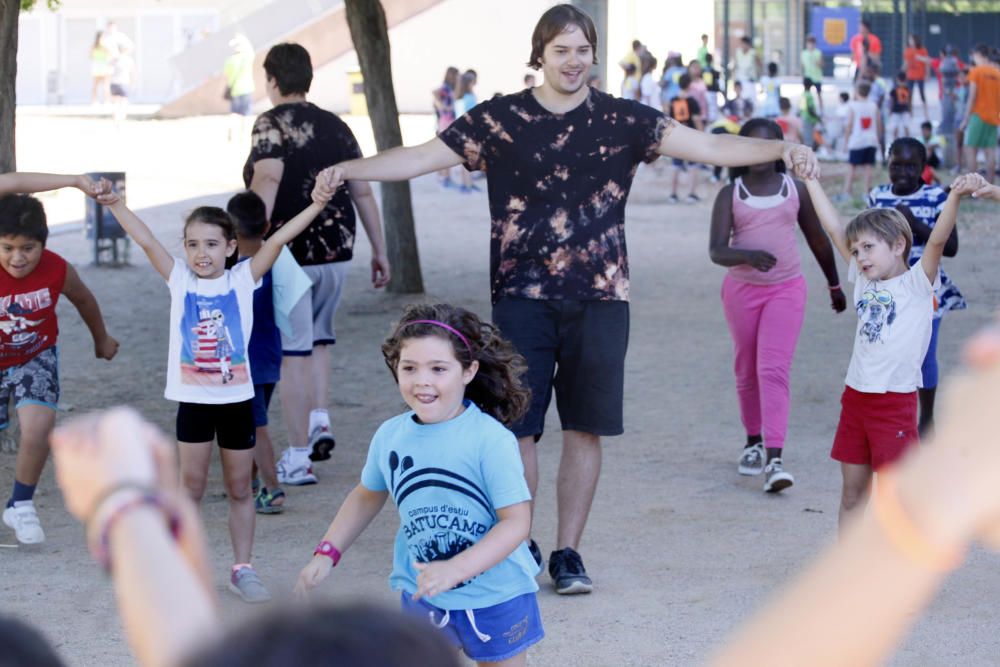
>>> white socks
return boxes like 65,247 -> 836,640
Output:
309,409 -> 330,433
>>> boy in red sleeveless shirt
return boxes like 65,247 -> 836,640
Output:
0,173 -> 119,544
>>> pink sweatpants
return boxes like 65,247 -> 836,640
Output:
721,274 -> 808,449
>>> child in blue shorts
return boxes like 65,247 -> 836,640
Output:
0,172 -> 119,544
296,303 -> 543,666
229,191 -> 286,513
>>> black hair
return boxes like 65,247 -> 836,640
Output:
226,191 -> 268,240
974,43 -> 991,57
184,206 -> 238,269
779,96 -> 791,111
861,19 -> 872,30
767,61 -> 778,76
839,91 -> 850,102
741,36 -> 752,45
0,615 -> 65,667
856,80 -> 872,97
888,137 -> 927,169
705,53 -> 714,65
729,118 -> 786,181
678,72 -> 692,90
382,304 -> 531,426
263,42 -> 313,96
183,604 -> 460,667
920,120 -> 933,131
0,194 -> 48,245
895,70 -> 907,82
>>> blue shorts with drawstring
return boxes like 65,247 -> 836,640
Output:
400,590 -> 544,662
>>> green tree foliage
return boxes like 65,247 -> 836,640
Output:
20,0 -> 61,9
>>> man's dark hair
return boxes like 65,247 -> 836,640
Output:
183,604 -> 460,667
0,194 -> 48,245
0,615 -> 65,667
527,4 -> 599,70
226,190 -> 268,240
263,43 -> 313,96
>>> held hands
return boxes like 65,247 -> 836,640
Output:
293,555 -> 334,599
93,178 -> 122,207
75,175 -> 112,198
781,143 -> 820,180
311,167 -> 338,207
953,172 -> 999,201
829,287 -> 847,313
948,173 -> 982,198
412,559 -> 464,601
95,334 -> 120,360
744,250 -> 777,272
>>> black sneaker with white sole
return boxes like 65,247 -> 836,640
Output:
548,547 -> 593,595
308,425 -> 336,462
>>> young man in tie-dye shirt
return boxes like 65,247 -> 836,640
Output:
324,3 -> 820,595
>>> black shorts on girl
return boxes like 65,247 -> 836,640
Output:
493,298 -> 629,440
400,591 -> 543,662
176,400 -> 255,450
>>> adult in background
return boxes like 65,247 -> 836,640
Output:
801,34 -> 825,115
850,20 -> 882,80
225,34 -> 256,142
318,3 -> 819,595
961,44 -> 1000,183
245,43 -> 391,486
903,34 -> 931,119
733,36 -> 760,101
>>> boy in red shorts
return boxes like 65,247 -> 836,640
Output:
0,173 -> 118,544
803,173 -> 978,533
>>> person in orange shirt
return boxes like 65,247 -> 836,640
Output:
850,21 -> 882,80
903,34 -> 931,118
961,44 -> 1000,183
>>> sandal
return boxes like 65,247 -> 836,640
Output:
254,486 -> 286,514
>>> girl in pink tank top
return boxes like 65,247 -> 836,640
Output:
709,119 -> 847,494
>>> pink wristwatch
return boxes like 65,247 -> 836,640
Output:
314,540 -> 342,566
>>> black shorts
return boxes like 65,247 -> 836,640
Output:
803,77 -> 822,94
849,147 -> 877,165
492,298 -> 629,440
176,400 -> 256,450
250,383 -> 275,428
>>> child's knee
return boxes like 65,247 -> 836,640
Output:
181,473 -> 208,501
224,475 -> 252,502
840,483 -> 868,511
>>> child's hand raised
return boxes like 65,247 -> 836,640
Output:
95,187 -> 122,206
75,175 -> 112,198
311,167 -> 338,206
781,143 -> 821,181
949,173 -> 984,198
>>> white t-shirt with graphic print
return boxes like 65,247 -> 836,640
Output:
845,261 -> 939,394
165,258 -> 259,404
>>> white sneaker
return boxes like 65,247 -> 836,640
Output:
737,443 -> 765,476
763,458 -> 794,493
276,451 -> 318,486
307,424 -> 336,462
3,500 -> 45,544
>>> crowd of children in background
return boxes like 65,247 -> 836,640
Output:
618,33 -> 1000,204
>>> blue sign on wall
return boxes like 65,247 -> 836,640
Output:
810,6 -> 860,55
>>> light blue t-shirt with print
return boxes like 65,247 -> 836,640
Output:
360,401 -> 539,611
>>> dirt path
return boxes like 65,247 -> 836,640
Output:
3,116 -> 999,666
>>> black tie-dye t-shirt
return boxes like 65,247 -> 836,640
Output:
243,102 -> 362,266
440,88 -> 672,303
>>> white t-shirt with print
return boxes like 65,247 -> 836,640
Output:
845,261 -> 939,394
165,258 -> 259,404
847,99 -> 880,151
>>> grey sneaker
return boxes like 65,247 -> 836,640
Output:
738,443 -> 765,476
276,450 -> 317,486
763,458 -> 794,493
308,424 -> 336,462
229,566 -> 271,603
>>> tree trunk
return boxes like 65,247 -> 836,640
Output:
344,0 -> 423,294
0,0 -> 19,173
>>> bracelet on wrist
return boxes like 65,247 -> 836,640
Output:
871,471 -> 966,573
87,486 -> 181,572
314,540 -> 342,566
828,283 -> 842,291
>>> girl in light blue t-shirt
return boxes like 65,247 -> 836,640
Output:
296,303 -> 543,667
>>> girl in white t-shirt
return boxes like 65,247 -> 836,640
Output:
97,170 -> 336,603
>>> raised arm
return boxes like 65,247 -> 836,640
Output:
0,172 -> 103,197
896,203 -> 958,257
920,176 -> 973,283
413,501 -> 531,602
796,181 -> 847,312
658,123 -> 820,179
334,137 -> 463,184
293,483 -> 389,597
804,178 -> 851,262
62,263 -> 120,359
99,193 -> 174,280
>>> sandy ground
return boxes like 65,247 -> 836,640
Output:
2,112 -> 1000,667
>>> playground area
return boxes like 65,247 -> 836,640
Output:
2,111 -> 1000,666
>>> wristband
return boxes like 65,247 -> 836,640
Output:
89,489 -> 181,573
828,284 -> 842,291
871,472 -> 965,573
314,540 -> 342,566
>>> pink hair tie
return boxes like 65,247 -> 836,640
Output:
400,319 -> 474,357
